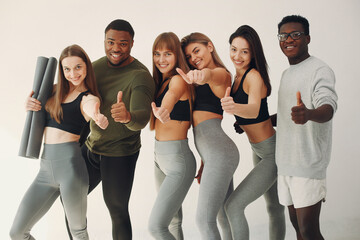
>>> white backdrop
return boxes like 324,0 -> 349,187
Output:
1,0 -> 359,239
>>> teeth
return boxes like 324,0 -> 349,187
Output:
286,46 -> 294,49
195,61 -> 200,65
112,54 -> 120,58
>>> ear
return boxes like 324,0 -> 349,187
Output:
130,39 -> 134,48
207,42 -> 214,53
306,35 -> 311,44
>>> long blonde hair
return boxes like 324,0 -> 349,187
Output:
45,44 -> 100,123
150,32 -> 193,130
180,32 -> 229,71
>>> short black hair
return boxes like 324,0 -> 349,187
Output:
105,19 -> 135,39
278,15 -> 310,35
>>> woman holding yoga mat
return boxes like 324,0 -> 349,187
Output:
10,44 -> 108,240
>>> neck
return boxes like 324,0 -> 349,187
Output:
235,67 -> 250,79
289,53 -> 310,65
69,82 -> 86,93
108,56 -> 134,68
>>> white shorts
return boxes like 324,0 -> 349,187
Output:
277,175 -> 326,209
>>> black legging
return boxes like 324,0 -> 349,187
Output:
66,144 -> 139,240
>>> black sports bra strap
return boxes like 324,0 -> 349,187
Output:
240,67 -> 253,88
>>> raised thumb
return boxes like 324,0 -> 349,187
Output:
296,91 -> 302,106
225,87 -> 231,98
117,91 -> 123,103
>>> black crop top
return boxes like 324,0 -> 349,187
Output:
231,68 -> 270,125
155,83 -> 190,121
193,84 -> 223,115
46,91 -> 89,135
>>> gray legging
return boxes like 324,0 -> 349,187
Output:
10,142 -> 89,240
225,134 -> 285,240
193,118 -> 239,240
148,139 -> 196,240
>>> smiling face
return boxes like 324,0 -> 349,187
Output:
184,42 -> 215,70
61,56 -> 87,87
230,37 -> 252,72
279,22 -> 310,65
104,29 -> 133,67
153,49 -> 176,78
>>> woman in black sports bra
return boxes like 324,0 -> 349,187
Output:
178,32 -> 239,240
220,25 -> 285,240
148,32 -> 196,239
10,45 -> 108,240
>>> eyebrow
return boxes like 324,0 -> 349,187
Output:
106,37 -> 129,42
191,47 -> 199,53
231,45 -> 249,50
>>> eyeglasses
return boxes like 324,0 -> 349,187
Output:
277,31 -> 305,42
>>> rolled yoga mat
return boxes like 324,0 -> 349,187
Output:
18,56 -> 57,159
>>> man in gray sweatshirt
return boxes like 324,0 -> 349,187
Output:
275,15 -> 338,240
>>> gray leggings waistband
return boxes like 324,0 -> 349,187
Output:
154,138 -> 192,155
41,141 -> 81,160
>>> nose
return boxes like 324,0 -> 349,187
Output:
113,43 -> 121,52
191,54 -> 197,64
233,51 -> 241,61
159,54 -> 165,63
69,70 -> 75,78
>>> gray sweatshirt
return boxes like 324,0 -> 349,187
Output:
276,56 -> 338,179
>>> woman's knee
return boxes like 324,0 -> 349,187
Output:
148,220 -> 168,238
266,201 -> 285,217
9,227 -> 27,240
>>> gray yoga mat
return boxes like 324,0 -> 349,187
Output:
18,56 -> 57,159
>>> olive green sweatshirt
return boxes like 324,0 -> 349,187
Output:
86,57 -> 155,157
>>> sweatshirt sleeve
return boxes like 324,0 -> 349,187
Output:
311,65 -> 338,112
124,72 -> 155,131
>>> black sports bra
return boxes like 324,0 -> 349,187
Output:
231,68 -> 269,125
46,91 -> 89,135
154,82 -> 190,121
193,84 -> 223,115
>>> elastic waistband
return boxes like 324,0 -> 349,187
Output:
194,118 -> 222,134
42,141 -> 81,160
154,139 -> 191,154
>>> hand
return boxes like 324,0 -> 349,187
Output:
221,87 -> 236,114
291,91 -> 310,124
195,160 -> 204,184
111,91 -> 131,123
25,90 -> 41,111
93,101 -> 109,129
151,102 -> 170,123
176,68 -> 207,85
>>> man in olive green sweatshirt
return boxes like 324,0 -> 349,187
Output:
75,19 -> 154,240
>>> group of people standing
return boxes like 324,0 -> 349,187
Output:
10,14 -> 337,240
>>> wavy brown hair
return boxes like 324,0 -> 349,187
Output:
150,32 -> 193,130
180,32 -> 229,72
45,44 -> 100,123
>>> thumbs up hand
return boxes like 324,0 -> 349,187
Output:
221,87 -> 236,114
176,68 -> 207,85
111,91 -> 131,123
151,102 -> 170,123
291,91 -> 309,124
93,101 -> 109,129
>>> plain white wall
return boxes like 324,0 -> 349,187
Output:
1,0 -> 359,239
